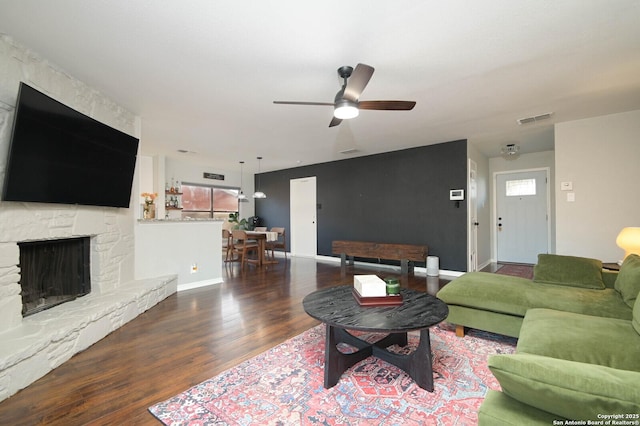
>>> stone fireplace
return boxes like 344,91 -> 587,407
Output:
0,203 -> 177,403
0,34 -> 177,403
0,204 -> 133,334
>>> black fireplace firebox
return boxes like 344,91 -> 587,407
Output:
19,237 -> 91,317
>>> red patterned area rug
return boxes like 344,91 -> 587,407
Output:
149,324 -> 516,425
495,263 -> 534,280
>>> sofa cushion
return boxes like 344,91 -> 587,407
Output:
533,254 -> 605,289
488,354 -> 640,421
478,390 -> 562,425
517,308 -> 640,371
436,272 -> 531,316
614,254 -> 640,308
524,285 -> 632,321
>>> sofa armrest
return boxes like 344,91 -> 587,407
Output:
488,354 -> 640,421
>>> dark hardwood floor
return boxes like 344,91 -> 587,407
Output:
0,257 -> 449,425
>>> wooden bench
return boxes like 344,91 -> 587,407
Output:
332,240 -> 428,275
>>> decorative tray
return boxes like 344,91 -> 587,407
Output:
352,288 -> 403,307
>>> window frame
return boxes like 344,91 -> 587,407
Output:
180,182 -> 240,218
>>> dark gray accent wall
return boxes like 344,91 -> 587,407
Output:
255,139 -> 468,271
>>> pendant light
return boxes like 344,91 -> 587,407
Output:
253,156 -> 266,199
238,161 -> 249,202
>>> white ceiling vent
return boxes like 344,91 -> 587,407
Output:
517,112 -> 553,125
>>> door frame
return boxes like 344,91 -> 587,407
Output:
289,176 -> 317,258
492,167 -> 551,263
468,159 -> 478,272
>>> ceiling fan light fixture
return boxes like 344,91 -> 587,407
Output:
334,99 -> 359,120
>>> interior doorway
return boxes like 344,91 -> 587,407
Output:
495,169 -> 549,264
290,176 -> 317,258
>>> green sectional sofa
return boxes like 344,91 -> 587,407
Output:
436,253 -> 640,424
437,254 -> 631,338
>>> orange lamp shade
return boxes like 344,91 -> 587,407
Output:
616,227 -> 640,258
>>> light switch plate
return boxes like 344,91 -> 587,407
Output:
567,192 -> 575,202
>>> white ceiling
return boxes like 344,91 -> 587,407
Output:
1,1 -> 639,173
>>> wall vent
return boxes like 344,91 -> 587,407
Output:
517,112 -> 553,125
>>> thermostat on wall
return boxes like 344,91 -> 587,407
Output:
450,189 -> 465,200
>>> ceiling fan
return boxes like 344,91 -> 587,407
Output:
273,63 -> 416,127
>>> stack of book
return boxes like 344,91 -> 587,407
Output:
352,275 -> 403,306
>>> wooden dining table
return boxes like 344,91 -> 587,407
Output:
245,231 -> 279,266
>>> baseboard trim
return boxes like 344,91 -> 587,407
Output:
178,278 -> 224,292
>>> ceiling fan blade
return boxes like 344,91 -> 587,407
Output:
273,101 -> 334,106
342,63 -> 374,102
358,100 -> 416,111
328,116 -> 342,127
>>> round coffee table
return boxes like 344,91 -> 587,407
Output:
302,285 -> 448,391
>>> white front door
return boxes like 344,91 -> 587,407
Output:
290,177 -> 317,258
496,170 -> 549,264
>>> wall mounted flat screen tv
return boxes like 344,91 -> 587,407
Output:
2,82 -> 139,208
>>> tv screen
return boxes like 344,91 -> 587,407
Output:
2,82 -> 139,208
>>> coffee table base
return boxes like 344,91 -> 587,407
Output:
323,324 -> 435,391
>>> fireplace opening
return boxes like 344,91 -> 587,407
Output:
19,237 -> 91,317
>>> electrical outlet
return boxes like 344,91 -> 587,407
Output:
190,263 -> 198,274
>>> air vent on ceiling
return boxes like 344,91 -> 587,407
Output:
517,112 -> 553,125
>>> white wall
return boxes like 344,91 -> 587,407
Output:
136,221 -> 222,289
555,110 -> 640,261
